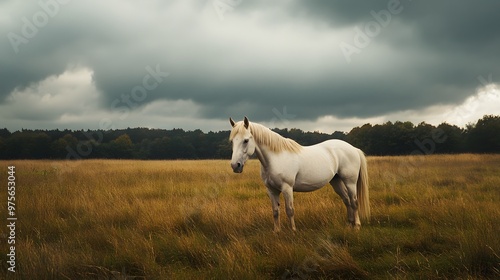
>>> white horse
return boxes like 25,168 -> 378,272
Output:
229,117 -> 370,231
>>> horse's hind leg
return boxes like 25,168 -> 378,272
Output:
330,175 -> 355,226
342,176 -> 362,229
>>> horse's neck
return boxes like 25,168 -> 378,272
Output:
254,142 -> 291,170
254,143 -> 270,169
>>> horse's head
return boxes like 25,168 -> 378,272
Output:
229,116 -> 256,173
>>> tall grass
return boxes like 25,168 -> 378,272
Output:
0,155 -> 499,279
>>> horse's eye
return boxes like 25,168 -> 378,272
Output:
243,139 -> 249,144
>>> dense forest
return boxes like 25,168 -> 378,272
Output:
0,115 -> 498,160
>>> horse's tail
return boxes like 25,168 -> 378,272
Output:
357,149 -> 370,221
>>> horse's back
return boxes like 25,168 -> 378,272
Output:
316,139 -> 362,178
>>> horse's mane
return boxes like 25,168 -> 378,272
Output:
230,122 -> 302,153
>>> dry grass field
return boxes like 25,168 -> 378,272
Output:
0,155 -> 499,279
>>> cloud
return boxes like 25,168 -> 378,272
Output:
0,67 -> 99,123
0,67 -> 204,130
441,85 -> 500,127
0,66 -> 498,133
0,0 -> 499,132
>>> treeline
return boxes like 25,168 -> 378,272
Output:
347,115 -> 499,155
0,115 -> 498,159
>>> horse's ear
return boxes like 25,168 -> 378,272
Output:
229,117 -> 235,127
244,116 -> 249,129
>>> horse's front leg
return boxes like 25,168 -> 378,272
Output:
267,187 -> 281,232
282,184 -> 296,231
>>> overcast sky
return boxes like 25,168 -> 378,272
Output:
1,0 -> 499,133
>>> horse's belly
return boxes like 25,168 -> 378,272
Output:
293,147 -> 336,192
293,182 -> 327,192
293,170 -> 333,192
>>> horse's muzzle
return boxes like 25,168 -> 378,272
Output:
231,162 -> 243,173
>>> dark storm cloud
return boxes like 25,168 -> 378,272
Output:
1,0 -> 499,126
207,0 -> 500,120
